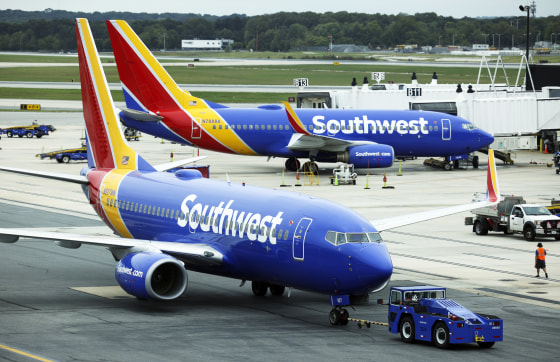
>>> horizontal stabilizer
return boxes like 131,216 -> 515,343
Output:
121,108 -> 164,122
0,166 -> 89,185
153,156 -> 207,172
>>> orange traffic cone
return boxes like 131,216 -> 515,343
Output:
544,144 -> 548,154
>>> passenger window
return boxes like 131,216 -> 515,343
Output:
283,230 -> 289,240
249,125 -> 253,130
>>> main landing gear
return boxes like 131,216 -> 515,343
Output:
284,157 -> 301,172
251,281 -> 286,296
284,157 -> 319,174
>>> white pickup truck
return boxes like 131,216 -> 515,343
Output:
466,195 -> 560,241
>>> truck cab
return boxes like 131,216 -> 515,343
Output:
388,286 -> 502,349
509,204 -> 560,241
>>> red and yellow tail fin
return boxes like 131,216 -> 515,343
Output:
106,19 -> 206,113
76,18 -> 153,172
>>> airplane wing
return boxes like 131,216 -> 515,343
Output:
371,149 -> 500,232
0,228 -> 224,266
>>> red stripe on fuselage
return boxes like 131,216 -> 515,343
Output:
159,109 -> 237,154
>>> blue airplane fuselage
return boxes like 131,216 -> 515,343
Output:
121,105 -> 493,160
86,167 -> 393,296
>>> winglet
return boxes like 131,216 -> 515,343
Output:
283,101 -> 311,135
486,149 -> 499,203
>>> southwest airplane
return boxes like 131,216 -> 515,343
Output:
0,19 -> 499,326
107,19 -> 494,172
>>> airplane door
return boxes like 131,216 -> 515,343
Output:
442,119 -> 451,140
293,218 -> 312,261
191,118 -> 202,139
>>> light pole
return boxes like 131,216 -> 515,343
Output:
519,4 -> 530,60
438,35 -> 442,46
452,33 -> 457,46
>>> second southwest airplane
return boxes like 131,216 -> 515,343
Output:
107,20 -> 494,172
0,19 -> 499,325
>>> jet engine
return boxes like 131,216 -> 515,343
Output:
115,252 -> 188,300
316,144 -> 394,168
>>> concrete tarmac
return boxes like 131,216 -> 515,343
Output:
1,111 -> 559,361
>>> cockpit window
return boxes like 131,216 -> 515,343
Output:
462,123 -> 477,131
336,233 -> 347,245
325,231 -> 383,245
347,233 -> 368,242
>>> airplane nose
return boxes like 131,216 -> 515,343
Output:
353,242 -> 393,294
480,130 -> 494,147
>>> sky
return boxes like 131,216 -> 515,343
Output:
4,0 -> 559,18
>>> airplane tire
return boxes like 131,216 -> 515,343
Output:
329,309 -> 342,325
285,157 -> 300,172
340,309 -> 349,325
251,281 -> 268,296
269,284 -> 285,296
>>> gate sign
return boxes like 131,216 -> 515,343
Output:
371,72 -> 385,84
293,78 -> 309,87
406,88 -> 422,97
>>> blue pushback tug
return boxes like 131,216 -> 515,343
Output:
388,286 -> 503,349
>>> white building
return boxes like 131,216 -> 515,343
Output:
181,39 -> 223,51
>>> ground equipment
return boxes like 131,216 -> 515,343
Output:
1,123 -> 56,138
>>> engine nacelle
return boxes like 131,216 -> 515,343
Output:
339,144 -> 394,168
115,252 -> 188,301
